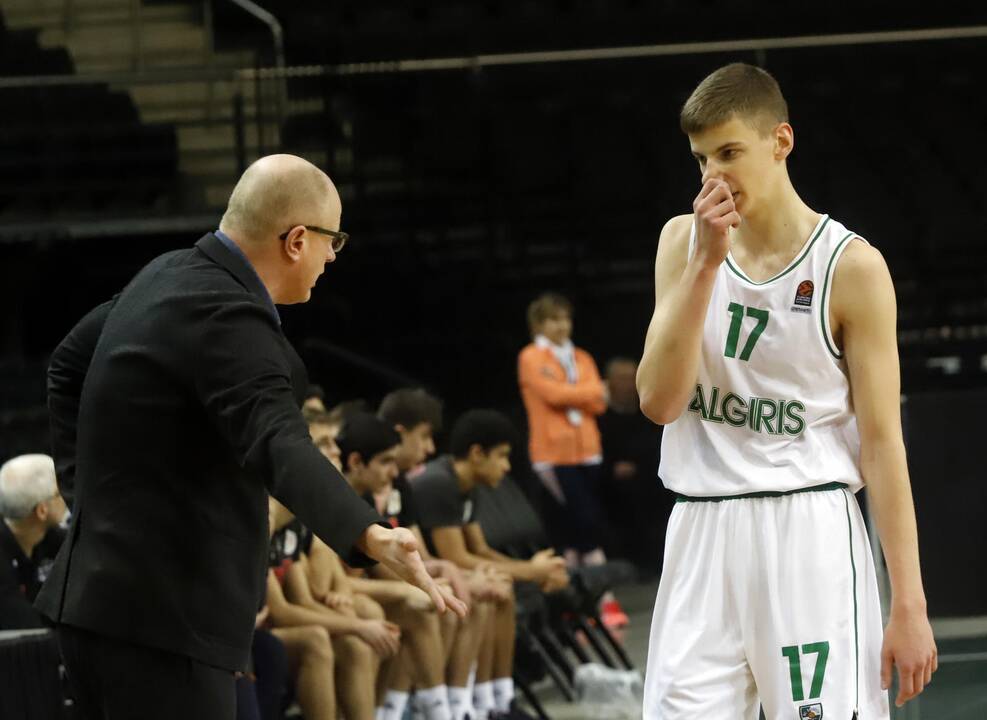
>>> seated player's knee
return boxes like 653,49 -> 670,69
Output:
335,633 -> 375,669
397,603 -> 440,635
472,599 -> 493,625
354,593 -> 385,621
302,626 -> 334,665
440,607 -> 460,633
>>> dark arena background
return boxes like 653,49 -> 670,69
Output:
1,1 -> 985,719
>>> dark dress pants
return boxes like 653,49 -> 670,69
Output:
56,624 -> 236,720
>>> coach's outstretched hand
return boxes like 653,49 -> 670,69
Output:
358,524 -> 469,618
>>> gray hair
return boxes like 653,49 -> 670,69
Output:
0,454 -> 57,519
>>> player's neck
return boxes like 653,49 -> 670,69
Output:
732,188 -> 818,257
451,459 -> 477,493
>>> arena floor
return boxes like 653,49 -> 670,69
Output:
529,581 -> 987,720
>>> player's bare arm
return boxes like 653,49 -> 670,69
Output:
831,239 -> 937,707
638,179 -> 741,424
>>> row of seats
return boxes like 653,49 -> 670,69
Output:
198,0 -> 985,65
0,17 -> 179,217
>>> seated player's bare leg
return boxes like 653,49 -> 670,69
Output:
333,633 -> 379,720
445,601 -> 490,719
383,599 -> 455,719
270,626 -> 336,720
472,604 -> 499,716
439,607 -> 459,660
384,599 -> 446,689
447,600 -> 489,686
382,643 -> 414,694
492,585 -> 516,681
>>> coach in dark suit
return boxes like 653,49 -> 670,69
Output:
35,155 -> 465,719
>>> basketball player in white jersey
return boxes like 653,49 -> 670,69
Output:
637,63 -> 937,719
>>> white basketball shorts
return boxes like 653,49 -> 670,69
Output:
643,485 -> 890,720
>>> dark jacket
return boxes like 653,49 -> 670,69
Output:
35,233 -> 382,670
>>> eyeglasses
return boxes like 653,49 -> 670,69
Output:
279,225 -> 349,253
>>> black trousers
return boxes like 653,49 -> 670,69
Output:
551,463 -> 606,553
56,625 -> 236,720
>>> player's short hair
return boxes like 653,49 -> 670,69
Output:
527,292 -> 573,337
303,406 -> 339,427
680,63 -> 789,137
0,454 -> 57,519
378,388 -> 443,433
449,410 -> 517,460
336,412 -> 401,469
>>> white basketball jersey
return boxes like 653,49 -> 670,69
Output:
659,214 -> 866,496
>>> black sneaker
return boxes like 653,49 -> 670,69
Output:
489,702 -> 538,720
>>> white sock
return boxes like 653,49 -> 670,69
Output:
381,690 -> 410,720
413,684 -> 452,720
473,681 -> 496,717
448,685 -> 474,720
492,677 -> 515,712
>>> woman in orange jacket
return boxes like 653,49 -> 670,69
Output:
517,293 -> 628,628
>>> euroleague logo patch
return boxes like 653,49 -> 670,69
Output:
791,279 -> 814,314
799,703 -> 823,719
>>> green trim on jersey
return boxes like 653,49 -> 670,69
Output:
820,232 -> 856,359
841,489 -> 861,713
724,215 -> 831,286
674,481 -> 847,503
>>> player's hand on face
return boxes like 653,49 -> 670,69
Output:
359,525 -> 468,618
693,178 -> 740,269
881,610 -> 938,707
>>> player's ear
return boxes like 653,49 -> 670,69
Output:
347,451 -> 365,472
468,444 -> 486,464
774,122 -> 794,161
282,225 -> 306,262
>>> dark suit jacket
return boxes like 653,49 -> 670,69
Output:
35,233 -> 383,670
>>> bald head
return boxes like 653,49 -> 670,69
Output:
0,454 -> 57,519
220,154 -> 341,243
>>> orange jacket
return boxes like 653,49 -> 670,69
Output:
517,343 -> 606,466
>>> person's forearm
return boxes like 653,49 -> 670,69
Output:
637,260 -> 718,424
862,437 -> 927,612
475,546 -> 510,564
369,563 -> 403,582
348,576 -> 412,603
270,599 -> 364,636
468,546 -> 543,582
445,547 -> 526,577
